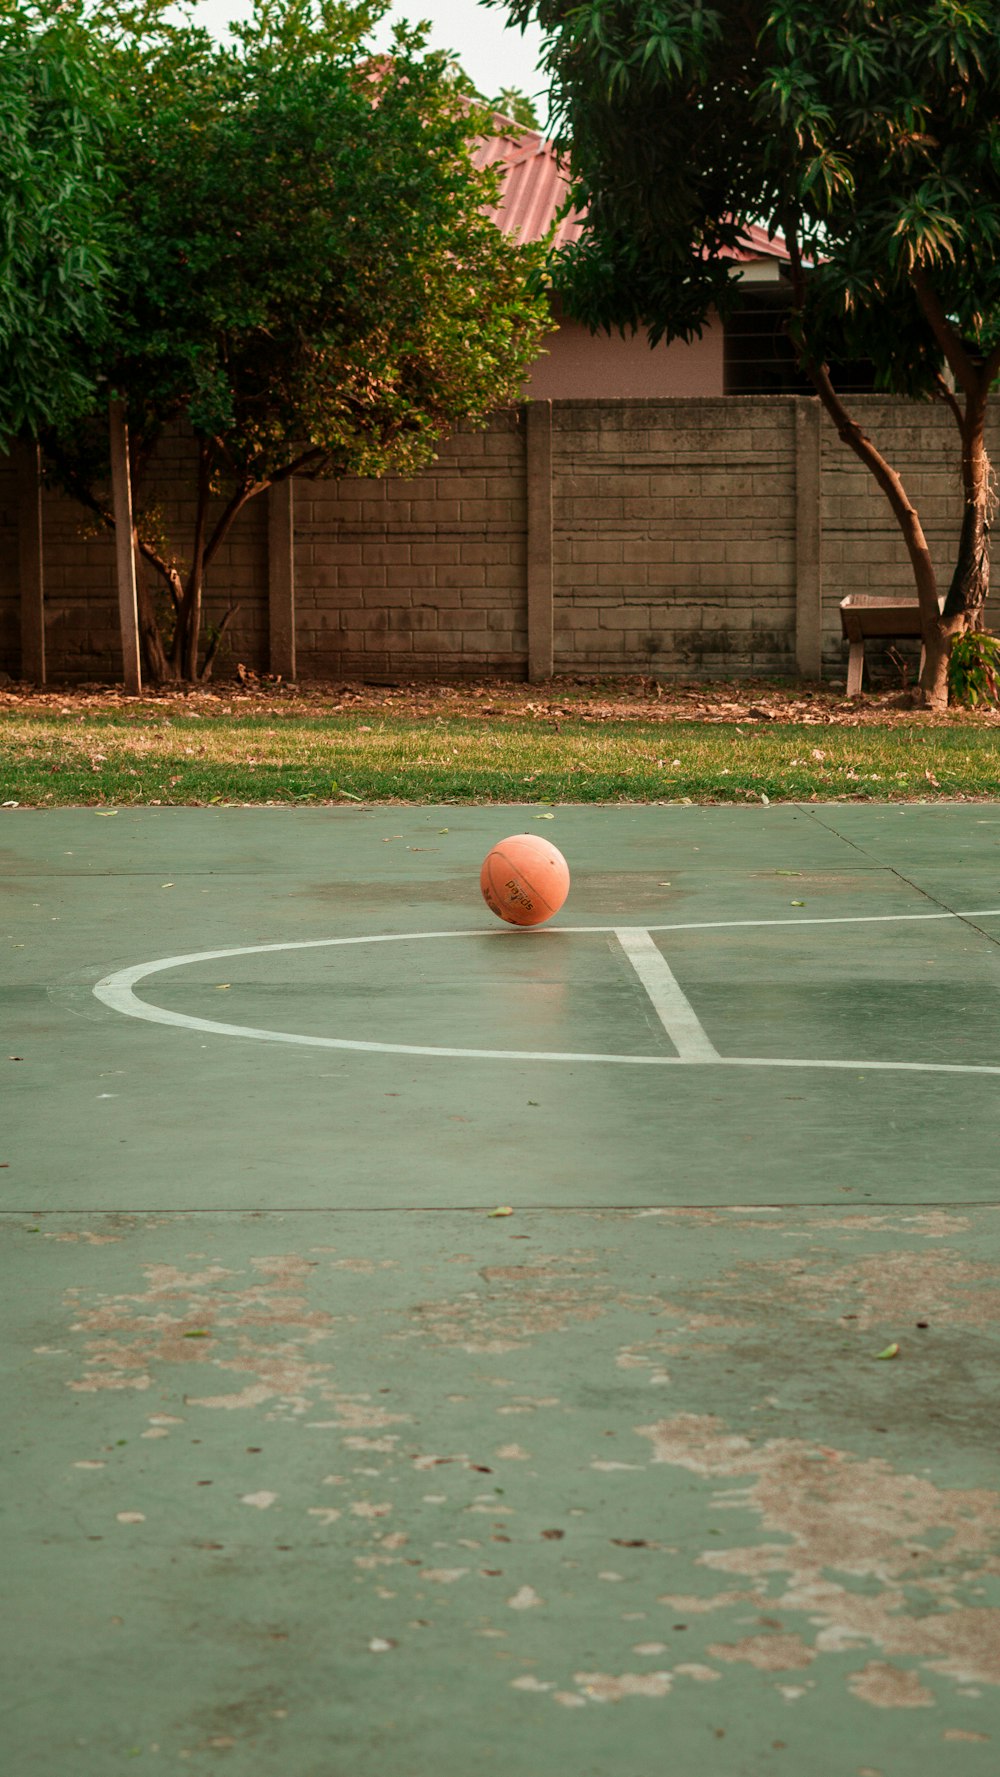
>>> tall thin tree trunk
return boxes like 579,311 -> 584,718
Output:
181,444 -> 212,681
134,542 -> 173,683
943,413 -> 992,629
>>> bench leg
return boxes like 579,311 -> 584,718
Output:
847,640 -> 865,697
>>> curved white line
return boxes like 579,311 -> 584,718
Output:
92,910 -> 1000,1072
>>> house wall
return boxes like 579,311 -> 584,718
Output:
525,311 -> 724,400
1,396 -> 995,686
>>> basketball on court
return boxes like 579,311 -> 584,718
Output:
480,833 -> 570,926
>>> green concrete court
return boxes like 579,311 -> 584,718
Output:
3,802 -> 1000,1775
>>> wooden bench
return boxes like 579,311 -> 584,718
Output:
839,595 -> 926,695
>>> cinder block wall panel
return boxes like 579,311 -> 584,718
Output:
552,398 -> 797,678
294,412 -> 528,680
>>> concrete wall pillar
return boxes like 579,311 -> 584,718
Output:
16,442 -> 45,684
794,397 -> 823,679
268,477 -> 296,680
525,400 -> 554,681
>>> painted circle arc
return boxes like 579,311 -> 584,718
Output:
91,911 -> 1000,1078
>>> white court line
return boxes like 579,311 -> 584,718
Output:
641,908 -> 1000,934
614,928 -> 719,1060
90,907 -> 1000,1073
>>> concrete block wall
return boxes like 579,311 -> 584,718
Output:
294,411 -> 526,679
1,395 -> 994,685
552,399 -> 797,676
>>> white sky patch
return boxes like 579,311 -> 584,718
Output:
187,1 -> 549,120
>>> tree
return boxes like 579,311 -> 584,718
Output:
44,0 -> 549,681
501,0 -> 1000,707
0,1 -> 117,445
490,85 -> 540,128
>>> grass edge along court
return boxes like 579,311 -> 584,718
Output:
2,687 -> 1000,805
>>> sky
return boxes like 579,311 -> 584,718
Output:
190,1 -> 550,116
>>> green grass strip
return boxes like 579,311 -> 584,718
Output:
2,713 -> 999,804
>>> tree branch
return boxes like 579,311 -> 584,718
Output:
202,481 -> 262,573
200,446 -> 330,570
199,603 -> 241,681
908,266 -> 982,402
932,372 -> 964,431
782,226 -> 943,629
269,446 -> 329,484
136,537 -> 184,612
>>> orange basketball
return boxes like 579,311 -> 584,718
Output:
480,833 -> 570,927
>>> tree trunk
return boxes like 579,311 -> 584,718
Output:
183,557 -> 205,682
943,422 -> 991,628
795,354 -> 951,704
920,624 -> 952,710
135,559 -> 174,683
165,442 -> 213,682
914,413 -> 992,707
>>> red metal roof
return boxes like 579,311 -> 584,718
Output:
474,125 -> 788,262
474,126 -> 586,251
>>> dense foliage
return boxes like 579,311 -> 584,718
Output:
0,3 -> 116,441
10,0 -> 548,679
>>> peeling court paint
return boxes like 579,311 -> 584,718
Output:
639,1414 -> 1000,1696
849,1662 -> 936,1709
32,1206 -> 1000,1751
